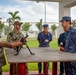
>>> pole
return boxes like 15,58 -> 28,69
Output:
52,62 -> 57,75
40,19 -> 42,32
44,2 -> 46,24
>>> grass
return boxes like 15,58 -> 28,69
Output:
2,37 -> 58,72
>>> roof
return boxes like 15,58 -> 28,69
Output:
22,0 -> 62,2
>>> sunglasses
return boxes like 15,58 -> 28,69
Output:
16,24 -> 21,26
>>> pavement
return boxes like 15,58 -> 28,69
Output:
2,70 -> 65,75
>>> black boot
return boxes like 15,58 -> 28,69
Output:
26,67 -> 28,75
38,62 -> 42,73
59,73 -> 63,75
0,73 -> 2,75
39,69 -> 41,73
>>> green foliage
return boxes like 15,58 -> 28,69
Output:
36,22 -> 41,31
4,25 -> 12,35
51,24 -> 57,35
72,19 -> 76,28
0,21 -> 4,33
6,18 -> 13,27
22,23 -> 31,31
51,24 -> 57,31
36,19 -> 42,31
8,11 -> 21,25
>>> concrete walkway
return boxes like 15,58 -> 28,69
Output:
2,70 -> 65,75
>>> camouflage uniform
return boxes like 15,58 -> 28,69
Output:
64,26 -> 76,75
0,47 -> 6,75
7,30 -> 24,74
58,33 -> 65,75
7,30 -> 24,42
37,31 -> 52,73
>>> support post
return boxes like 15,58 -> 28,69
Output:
43,62 -> 48,75
52,62 -> 57,75
18,63 -> 26,75
10,63 -> 14,75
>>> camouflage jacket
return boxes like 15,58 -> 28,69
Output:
64,26 -> 76,75
7,30 -> 24,42
0,47 -> 6,66
65,26 -> 76,53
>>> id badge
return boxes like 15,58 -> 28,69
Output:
45,39 -> 49,42
60,42 -> 63,46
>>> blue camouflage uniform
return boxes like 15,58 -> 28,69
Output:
58,32 -> 65,48
64,26 -> 76,75
37,25 -> 52,73
38,31 -> 52,47
58,33 -> 65,75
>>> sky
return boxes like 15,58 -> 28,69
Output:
0,0 -> 76,30
0,0 -> 59,22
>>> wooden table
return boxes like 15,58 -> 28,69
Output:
5,47 -> 76,75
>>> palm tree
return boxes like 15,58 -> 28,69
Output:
8,11 -> 21,25
6,18 -> 12,27
6,18 -> 13,32
36,22 -> 41,31
51,24 -> 57,36
22,23 -> 31,32
72,19 -> 76,28
36,19 -> 42,31
0,22 -> 4,35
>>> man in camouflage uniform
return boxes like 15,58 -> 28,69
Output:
0,36 -> 24,75
0,47 -> 6,75
7,21 -> 28,74
7,21 -> 24,42
60,16 -> 76,75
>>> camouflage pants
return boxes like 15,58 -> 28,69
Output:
65,62 -> 76,75
0,66 -> 2,75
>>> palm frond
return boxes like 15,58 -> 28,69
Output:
15,16 -> 21,21
13,11 -> 19,18
8,12 -> 14,17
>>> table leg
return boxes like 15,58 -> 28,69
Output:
52,62 -> 57,75
43,62 -> 48,75
10,63 -> 14,75
18,63 -> 26,75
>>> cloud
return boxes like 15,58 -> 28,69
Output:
1,1 -> 76,31
71,6 -> 76,20
0,1 -> 59,22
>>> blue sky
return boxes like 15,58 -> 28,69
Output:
0,0 -> 30,6
0,0 -> 59,22
0,0 -> 76,22
0,0 -> 76,31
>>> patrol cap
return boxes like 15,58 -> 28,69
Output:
14,21 -> 23,26
60,16 -> 71,22
43,24 -> 49,28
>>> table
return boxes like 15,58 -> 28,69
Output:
5,47 -> 76,75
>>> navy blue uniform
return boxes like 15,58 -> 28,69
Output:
58,33 -> 65,75
58,33 -> 65,48
38,31 -> 52,47
37,31 -> 52,73
64,26 -> 76,75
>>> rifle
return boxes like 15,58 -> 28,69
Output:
14,34 -> 35,56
